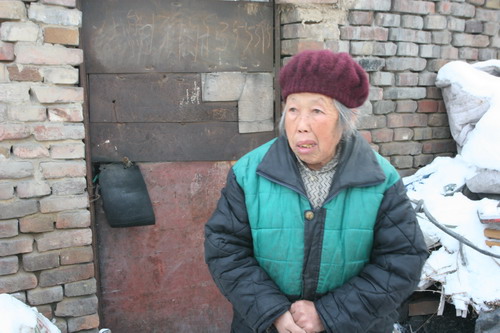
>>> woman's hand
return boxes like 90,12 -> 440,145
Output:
290,300 -> 325,333
274,311 -> 306,333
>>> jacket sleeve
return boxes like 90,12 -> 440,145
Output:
204,169 -> 291,332
315,179 -> 429,333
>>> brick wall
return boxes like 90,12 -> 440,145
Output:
0,1 -> 98,332
278,0 -> 500,175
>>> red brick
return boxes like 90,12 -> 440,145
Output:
23,250 -> 60,272
39,263 -> 94,287
50,143 -> 84,159
422,139 -> 456,153
281,39 -> 324,56
60,246 -> 93,265
359,130 -> 372,143
19,214 -> 56,233
33,123 -> 85,141
6,64 -> 43,82
0,219 -> 18,238
0,41 -> 14,61
0,235 -> 33,256
56,210 -> 90,229
0,1 -> 27,20
371,128 -> 394,143
13,143 -> 50,158
417,100 -> 439,113
40,161 -> 86,178
35,228 -> 92,252
0,123 -> 31,141
0,272 -> 37,293
68,313 -> 99,332
15,43 -> 83,66
0,256 -> 18,275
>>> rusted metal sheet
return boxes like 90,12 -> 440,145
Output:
82,0 -> 273,73
88,73 -> 238,123
90,122 -> 274,162
96,161 -> 233,332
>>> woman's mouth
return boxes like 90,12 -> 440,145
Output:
296,141 -> 317,153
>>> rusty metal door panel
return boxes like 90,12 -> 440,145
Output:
82,0 -> 273,73
90,122 -> 274,162
89,74 -> 238,123
96,162 -> 233,332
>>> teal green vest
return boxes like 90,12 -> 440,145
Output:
233,140 -> 400,297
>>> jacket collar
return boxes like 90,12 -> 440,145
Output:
256,132 -> 386,199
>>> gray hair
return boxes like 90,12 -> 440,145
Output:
278,99 -> 358,138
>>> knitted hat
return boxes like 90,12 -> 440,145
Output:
279,50 -> 369,108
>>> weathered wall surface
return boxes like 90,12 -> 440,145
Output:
278,0 -> 499,175
0,1 -> 98,332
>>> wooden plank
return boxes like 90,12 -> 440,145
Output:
484,228 -> 500,240
90,122 -> 275,162
88,73 -> 238,123
82,0 -> 274,73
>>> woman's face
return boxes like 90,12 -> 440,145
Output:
284,92 -> 342,170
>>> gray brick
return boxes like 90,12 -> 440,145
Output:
458,47 -> 479,60
23,251 -> 60,272
68,313 -> 99,332
369,87 -> 383,101
396,73 -> 419,86
414,154 -> 434,168
351,42 -> 397,56
16,180 -> 51,199
413,127 -> 433,140
20,214 -> 55,233
432,127 -> 452,139
0,235 -> 33,257
352,0 -> 392,11
389,28 -> 432,43
391,155 -> 414,169
348,11 -> 373,25
448,17 -> 466,32
0,199 -> 38,220
393,0 -> 436,14
373,100 -> 396,115
385,57 -> 427,71
0,272 -> 37,293
56,210 -> 90,229
450,3 -> 476,17
0,182 -> 14,200
65,278 -> 97,297
373,42 -> 397,56
428,113 -> 449,127
370,72 -> 394,86
418,72 -> 438,86
394,128 -> 414,141
387,113 -> 428,127
483,22 -> 499,36
397,42 -> 419,56
0,219 -> 18,238
0,256 -> 18,275
28,3 -> 82,26
36,229 -> 92,252
50,177 -> 87,196
55,295 -> 98,317
419,44 -> 441,58
379,142 -> 422,156
465,20 -> 483,33
201,72 -> 244,102
476,8 -> 500,22
385,87 -> 427,100
452,33 -> 489,47
426,59 -> 450,72
440,46 -> 459,59
431,31 -> 452,45
424,15 -> 447,30
357,115 -> 387,130
356,57 -> 385,72
478,48 -> 497,61
371,128 -> 394,143
401,15 -> 424,29
375,13 -> 401,27
39,263 -> 94,287
0,161 -> 34,179
27,286 -> 63,305
396,100 -> 418,113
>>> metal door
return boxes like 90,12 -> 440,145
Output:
82,1 -> 275,331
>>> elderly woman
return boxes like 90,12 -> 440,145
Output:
204,50 -> 428,333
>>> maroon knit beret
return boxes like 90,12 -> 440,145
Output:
279,50 -> 369,108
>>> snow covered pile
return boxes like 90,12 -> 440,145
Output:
403,59 -> 500,316
0,294 -> 60,333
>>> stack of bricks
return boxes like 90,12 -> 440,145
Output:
279,0 -> 500,175
0,1 -> 98,332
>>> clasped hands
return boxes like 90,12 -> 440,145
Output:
273,300 -> 325,333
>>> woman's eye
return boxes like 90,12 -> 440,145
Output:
313,109 -> 323,114
288,107 -> 297,113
